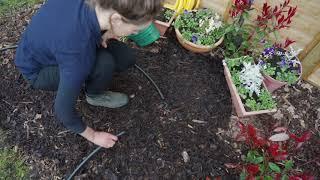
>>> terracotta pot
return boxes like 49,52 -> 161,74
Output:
175,28 -> 224,53
154,12 -> 176,36
223,61 -> 277,117
263,62 -> 303,93
263,75 -> 287,93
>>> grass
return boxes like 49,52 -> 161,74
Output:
0,148 -> 29,179
0,0 -> 42,16
0,129 -> 29,179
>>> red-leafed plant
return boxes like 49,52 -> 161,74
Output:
230,0 -> 253,19
225,121 -> 315,180
224,0 -> 298,58
256,0 -> 297,32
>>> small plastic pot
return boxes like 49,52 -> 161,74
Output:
128,23 -> 160,47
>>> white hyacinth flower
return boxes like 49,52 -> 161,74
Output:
240,62 -> 263,96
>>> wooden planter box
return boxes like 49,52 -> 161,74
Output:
223,61 -> 277,117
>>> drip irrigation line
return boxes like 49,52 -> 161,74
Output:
1,44 -> 165,179
0,45 -> 18,52
134,64 -> 165,100
66,131 -> 126,180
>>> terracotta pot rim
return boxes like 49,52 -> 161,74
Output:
154,11 -> 177,27
262,63 -> 303,84
154,20 -> 171,27
175,28 -> 224,49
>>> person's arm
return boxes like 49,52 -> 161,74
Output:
55,51 -> 118,148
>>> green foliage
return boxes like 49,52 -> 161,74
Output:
226,56 -> 276,112
284,160 -> 294,171
243,89 -> 276,112
263,63 -> 276,76
163,9 -> 174,22
0,0 -> 42,15
264,176 -> 273,180
245,150 -> 264,164
174,9 -> 226,46
226,56 -> 253,70
0,148 -> 29,179
240,171 -> 247,180
261,57 -> 300,85
258,89 -> 276,110
269,162 -> 281,173
242,150 -> 297,179
275,68 -> 299,85
259,46 -> 301,85
223,23 -> 252,58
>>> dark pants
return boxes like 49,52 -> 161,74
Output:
30,40 -> 136,94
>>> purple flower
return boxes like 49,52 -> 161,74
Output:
262,47 -> 275,57
191,34 -> 198,43
258,59 -> 266,66
288,60 -> 294,68
297,67 -> 301,74
184,10 -> 189,14
279,58 -> 287,68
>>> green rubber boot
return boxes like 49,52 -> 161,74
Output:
86,91 -> 129,108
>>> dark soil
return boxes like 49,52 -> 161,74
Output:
0,12 -> 238,178
1,4 -> 319,180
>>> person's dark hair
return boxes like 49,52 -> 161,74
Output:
88,0 -> 163,24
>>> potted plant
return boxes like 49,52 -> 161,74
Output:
258,43 -> 302,92
154,8 -> 177,36
223,56 -> 276,117
174,9 -> 225,53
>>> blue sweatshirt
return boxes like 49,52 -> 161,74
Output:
15,0 -> 101,133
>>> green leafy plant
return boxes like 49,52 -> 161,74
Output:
174,9 -> 226,46
156,8 -> 175,22
225,122 -> 315,180
225,56 -> 276,111
163,8 -> 174,22
259,46 -> 301,85
0,148 -> 29,179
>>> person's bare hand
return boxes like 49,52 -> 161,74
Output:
80,127 -> 118,148
101,31 -> 120,48
92,131 -> 118,148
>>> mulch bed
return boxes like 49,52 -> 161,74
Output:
0,5 -> 319,180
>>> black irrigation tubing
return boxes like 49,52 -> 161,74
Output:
0,45 -> 18,52
66,131 -> 126,180
134,64 -> 165,100
66,66 -> 164,179
1,44 -> 165,178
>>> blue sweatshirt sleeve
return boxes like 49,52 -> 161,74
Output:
54,51 -> 92,134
